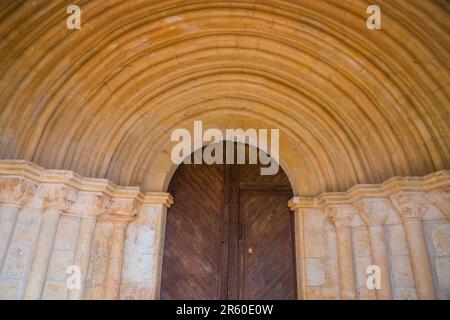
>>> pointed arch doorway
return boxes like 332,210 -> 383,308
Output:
160,144 -> 297,300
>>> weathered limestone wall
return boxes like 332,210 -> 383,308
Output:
0,160 -> 172,300
119,202 -> 168,300
290,171 -> 450,300
0,160 -> 448,300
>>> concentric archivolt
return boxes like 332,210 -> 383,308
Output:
0,0 -> 448,196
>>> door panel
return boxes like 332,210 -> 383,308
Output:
160,163 -> 227,300
239,191 -> 297,300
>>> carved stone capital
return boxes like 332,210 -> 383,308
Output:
390,192 -> 430,222
354,198 -> 390,226
70,192 -> 108,217
38,185 -> 77,212
427,188 -> 450,220
327,204 -> 355,229
98,198 -> 139,223
0,178 -> 37,206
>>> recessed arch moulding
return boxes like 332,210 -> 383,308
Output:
0,0 -> 449,300
0,0 -> 448,197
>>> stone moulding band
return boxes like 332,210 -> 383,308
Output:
0,160 -> 173,216
289,170 -> 450,209
1,159 -> 447,213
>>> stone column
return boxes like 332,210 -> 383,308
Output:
356,198 -> 392,300
0,178 -> 36,269
100,198 -> 137,300
24,185 -> 75,300
105,222 -> 127,300
294,207 -> 310,300
67,192 -> 106,300
391,192 -> 436,300
288,198 -> 309,300
327,205 -> 356,300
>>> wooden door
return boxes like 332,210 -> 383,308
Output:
237,191 -> 296,299
160,162 -> 228,300
160,147 -> 296,300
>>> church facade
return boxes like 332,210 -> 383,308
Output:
0,0 -> 449,299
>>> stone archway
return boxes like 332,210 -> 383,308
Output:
0,0 -> 448,301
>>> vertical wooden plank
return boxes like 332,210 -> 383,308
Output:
218,164 -> 231,300
226,158 -> 240,300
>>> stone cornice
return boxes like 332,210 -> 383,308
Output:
289,170 -> 450,210
0,160 -> 173,212
0,160 -> 140,198
137,192 -> 173,208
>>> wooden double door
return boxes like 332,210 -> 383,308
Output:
160,150 -> 297,300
